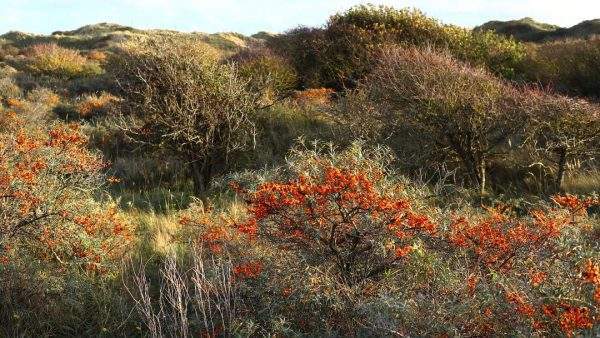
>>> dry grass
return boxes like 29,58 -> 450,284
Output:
563,170 -> 600,194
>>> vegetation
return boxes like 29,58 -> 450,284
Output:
0,5 -> 599,337
268,5 -> 525,89
344,46 -> 526,194
19,43 -> 103,79
109,38 -> 264,199
520,38 -> 600,98
478,17 -> 600,42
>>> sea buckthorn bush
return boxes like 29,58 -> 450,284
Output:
233,165 -> 435,283
444,196 -> 600,336
0,110 -> 134,334
75,92 -> 118,118
0,112 -> 132,271
163,142 -> 600,336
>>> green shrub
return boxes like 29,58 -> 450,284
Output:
228,46 -> 298,104
269,5 -> 525,89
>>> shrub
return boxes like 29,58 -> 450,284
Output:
0,42 -> 20,61
267,26 -> 329,88
520,38 -> 600,98
86,50 -> 107,62
291,88 -> 335,107
524,87 -> 600,190
178,142 -> 600,336
345,46 -> 524,193
109,37 -> 266,199
445,197 -> 600,336
228,46 -> 298,104
0,113 -> 132,270
75,92 -> 118,118
23,43 -> 103,79
0,110 -> 134,333
0,80 -> 21,100
234,165 -> 435,284
269,5 -> 525,89
0,67 -> 21,99
26,87 -> 60,107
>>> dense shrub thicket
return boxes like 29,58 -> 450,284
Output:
269,5 -> 525,89
335,45 -> 600,193
520,37 -> 600,98
0,4 -> 599,337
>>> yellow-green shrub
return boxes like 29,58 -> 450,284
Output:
229,46 -> 298,104
24,43 -> 103,79
269,5 -> 525,89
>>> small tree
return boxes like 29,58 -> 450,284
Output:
525,88 -> 600,190
110,38 -> 265,198
353,46 -> 523,193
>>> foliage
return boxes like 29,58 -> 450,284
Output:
176,142 -> 600,336
75,92 -> 118,119
234,165 -> 435,284
446,196 -> 600,336
344,46 -> 523,193
21,43 -> 103,79
1,6 -> 600,337
269,4 -> 525,89
524,87 -> 600,190
109,37 -> 265,197
520,38 -> 600,99
229,45 -> 298,104
0,112 -> 132,271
